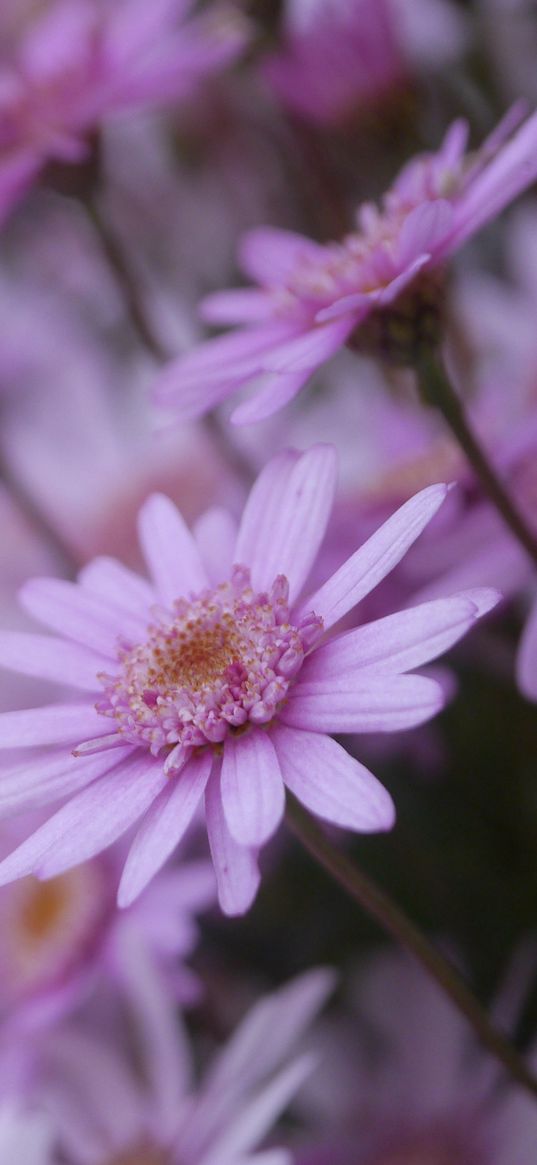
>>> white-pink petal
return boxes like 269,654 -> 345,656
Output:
238,226 -> 326,284
0,703 -> 105,749
236,445 -> 337,603
199,288 -> 275,324
78,557 -> 156,617
231,368 -> 311,425
20,578 -> 144,657
281,673 -> 445,733
193,507 -> 237,586
296,483 -> 449,631
138,493 -> 208,606
273,725 -> 395,832
302,591 -> 498,679
205,769 -> 260,916
0,746 -> 133,817
0,752 -> 166,884
234,449 -> 300,568
117,751 -> 213,907
0,632 -> 107,691
260,318 -> 354,373
221,732 -> 285,847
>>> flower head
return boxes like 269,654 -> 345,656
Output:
154,106 -> 537,424
0,446 -> 498,914
0,0 -> 248,227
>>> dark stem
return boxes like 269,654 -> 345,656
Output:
286,794 -> 537,1102
416,349 -> 537,571
85,194 -> 168,362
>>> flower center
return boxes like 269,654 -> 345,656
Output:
96,567 -> 322,768
0,861 -> 111,1005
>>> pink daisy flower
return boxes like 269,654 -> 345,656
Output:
0,446 -> 498,915
154,105 -> 537,425
0,0 -> 248,227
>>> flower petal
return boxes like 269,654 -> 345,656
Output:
20,578 -> 144,657
237,446 -> 337,603
118,751 -> 213,907
234,449 -> 300,566
0,752 -> 166,884
200,289 -> 274,324
221,732 -> 285,847
281,673 -> 445,733
78,557 -> 156,617
0,631 -> 108,691
231,368 -> 311,425
296,483 -> 449,631
238,227 -> 326,284
302,591 -> 499,679
138,493 -> 208,606
0,746 -> 134,817
193,507 -> 238,586
273,725 -> 394,831
517,599 -> 537,702
260,318 -> 354,373
205,768 -> 260,916
0,703 -> 105,749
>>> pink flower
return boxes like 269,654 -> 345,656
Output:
154,106 -> 537,425
0,446 -> 498,915
262,0 -> 404,127
0,0 -> 248,226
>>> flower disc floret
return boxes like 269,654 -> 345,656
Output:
96,566 -> 323,759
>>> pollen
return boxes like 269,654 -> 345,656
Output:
96,566 -> 322,770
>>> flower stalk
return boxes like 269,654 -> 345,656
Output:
286,792 -> 537,1102
416,347 -> 537,571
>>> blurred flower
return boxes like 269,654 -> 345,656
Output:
0,1101 -> 54,1165
0,0 -> 248,226
154,105 -> 537,424
295,951 -> 537,1165
35,958 -> 333,1165
262,0 -> 467,128
0,446 -> 497,914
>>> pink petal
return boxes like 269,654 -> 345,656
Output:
315,294 -> 369,323
199,289 -> 275,324
274,726 -> 395,831
0,754 -> 167,885
117,751 -> 213,907
296,483 -> 449,631
234,449 -> 301,566
193,507 -> 237,585
238,445 -> 337,603
221,732 -> 285,847
20,578 -> 144,657
260,318 -> 354,374
238,227 -> 326,284
0,746 -> 133,816
205,768 -> 260,916
0,631 -> 108,691
281,673 -> 445,733
138,493 -> 208,606
302,591 -> 499,678
397,200 -> 453,267
375,254 -> 431,307
231,368 -> 311,425
0,703 -> 105,749
517,599 -> 537,701
448,110 -> 537,252
79,557 -> 156,617
152,323 -> 299,419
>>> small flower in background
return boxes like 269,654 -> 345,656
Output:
153,105 -> 537,424
261,0 -> 467,128
295,951 -> 537,1165
0,0 -> 249,228
0,446 -> 497,915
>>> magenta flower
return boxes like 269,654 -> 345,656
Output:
0,446 -> 497,915
0,0 -> 248,227
154,106 -> 537,425
262,0 -> 403,127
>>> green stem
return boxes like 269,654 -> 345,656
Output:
286,794 -> 537,1102
416,349 -> 537,571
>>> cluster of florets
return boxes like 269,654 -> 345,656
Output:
96,566 -> 323,763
